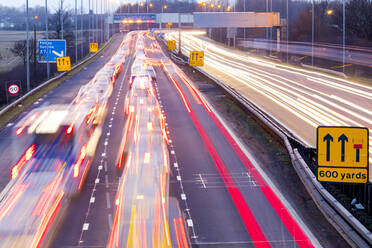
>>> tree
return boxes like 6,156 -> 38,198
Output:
10,39 -> 36,65
49,0 -> 72,40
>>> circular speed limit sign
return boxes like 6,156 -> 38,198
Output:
8,84 -> 20,95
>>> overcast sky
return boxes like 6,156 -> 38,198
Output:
0,0 -> 123,13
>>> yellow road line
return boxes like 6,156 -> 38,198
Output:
296,55 -> 308,61
127,205 -> 137,248
331,63 -> 353,69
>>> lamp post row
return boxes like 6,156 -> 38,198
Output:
25,0 -> 109,91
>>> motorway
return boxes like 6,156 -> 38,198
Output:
0,30 -> 350,247
166,31 -> 372,181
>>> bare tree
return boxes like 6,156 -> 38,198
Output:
10,39 -> 36,65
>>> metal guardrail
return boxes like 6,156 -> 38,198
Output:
0,34 -> 117,119
162,41 -> 372,247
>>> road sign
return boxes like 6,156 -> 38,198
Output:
189,51 -> 204,66
113,13 -> 156,23
317,126 -> 369,183
56,56 -> 71,72
168,40 -> 176,50
38,40 -> 66,63
90,43 -> 98,53
8,84 -> 20,95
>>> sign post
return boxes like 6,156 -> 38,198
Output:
90,43 -> 99,53
316,126 -> 369,183
189,51 -> 204,66
38,40 -> 66,63
168,40 -> 176,50
56,57 -> 72,71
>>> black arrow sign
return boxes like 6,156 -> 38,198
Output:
338,134 -> 348,162
323,133 -> 333,161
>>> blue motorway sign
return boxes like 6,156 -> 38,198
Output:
38,40 -> 66,63
113,13 -> 156,22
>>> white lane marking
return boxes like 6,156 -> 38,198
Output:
177,176 -> 181,181
174,162 -> 178,168
82,223 -> 89,231
90,197 -> 95,203
95,178 -> 100,184
106,192 -> 111,209
181,194 -> 186,200
6,123 -> 14,127
198,174 -> 206,188
102,153 -> 106,157
167,131 -> 170,134
108,214 -> 113,229
169,140 -> 172,144
98,165 -> 103,170
105,174 -> 109,188
104,141 -> 108,146
171,150 -> 175,155
187,219 -> 194,227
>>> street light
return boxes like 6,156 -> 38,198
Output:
26,0 -> 30,92
326,9 -> 333,15
45,0 -> 50,80
160,4 -> 167,30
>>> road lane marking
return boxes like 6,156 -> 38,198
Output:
198,174 -> 206,188
174,162 -> 178,168
105,174 -> 109,188
82,223 -> 89,231
106,192 -> 111,209
90,197 -> 95,203
177,176 -> 181,181
181,194 -> 186,200
98,165 -> 103,170
186,219 -> 193,227
95,178 -> 100,184
108,214 -> 113,229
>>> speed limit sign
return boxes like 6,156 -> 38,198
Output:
8,84 -> 20,95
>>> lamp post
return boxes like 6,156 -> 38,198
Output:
342,0 -> 345,73
286,0 -> 289,63
61,0 -> 64,39
45,0 -> 50,79
312,0 -> 314,66
26,0 -> 30,92
75,0 -> 78,63
80,0 -> 83,59
161,4 -> 167,30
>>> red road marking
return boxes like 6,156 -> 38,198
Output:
163,63 -> 271,248
174,65 -> 315,248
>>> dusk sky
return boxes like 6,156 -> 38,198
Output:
0,0 -> 122,12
